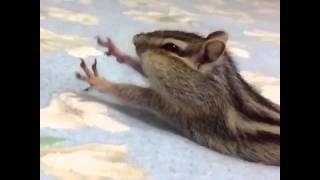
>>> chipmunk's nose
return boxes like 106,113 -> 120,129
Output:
133,33 -> 144,45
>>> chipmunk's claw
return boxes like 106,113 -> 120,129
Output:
83,87 -> 91,91
96,36 -> 127,64
75,72 -> 83,80
79,58 -> 93,78
92,58 -> 99,76
96,36 -> 106,46
96,36 -> 112,47
105,50 -> 112,56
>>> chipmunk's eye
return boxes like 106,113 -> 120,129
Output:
160,43 -> 180,53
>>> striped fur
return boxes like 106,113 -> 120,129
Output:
135,30 -> 280,166
91,30 -> 280,166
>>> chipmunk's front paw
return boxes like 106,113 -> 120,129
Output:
75,58 -> 110,92
96,36 -> 126,63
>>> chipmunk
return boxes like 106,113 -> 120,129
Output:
76,30 -> 280,166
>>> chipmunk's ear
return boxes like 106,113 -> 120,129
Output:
202,31 -> 227,62
196,31 -> 228,72
207,31 -> 228,42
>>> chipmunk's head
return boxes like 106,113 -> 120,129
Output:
133,30 -> 229,74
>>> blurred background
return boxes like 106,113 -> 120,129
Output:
40,0 -> 280,179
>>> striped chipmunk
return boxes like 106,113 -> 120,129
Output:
75,30 -> 280,166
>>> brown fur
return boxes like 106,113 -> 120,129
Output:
77,30 -> 280,166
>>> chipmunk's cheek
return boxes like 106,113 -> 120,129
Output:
141,50 -> 165,72
140,51 -> 152,67
140,50 -> 150,61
